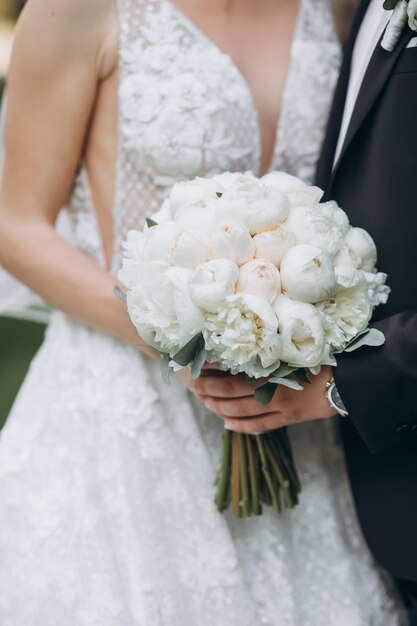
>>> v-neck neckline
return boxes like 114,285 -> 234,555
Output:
165,0 -> 303,177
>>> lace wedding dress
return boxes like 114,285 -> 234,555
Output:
0,0 -> 406,624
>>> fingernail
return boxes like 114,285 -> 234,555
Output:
224,422 -> 234,431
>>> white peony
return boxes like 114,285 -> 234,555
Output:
334,265 -> 365,289
126,262 -> 204,354
286,201 -> 349,258
151,198 -> 172,224
140,221 -> 208,269
286,186 -> 324,209
261,171 -> 306,191
363,271 -> 391,307
332,243 -> 360,269
408,0 -> 417,30
169,178 -> 223,216
209,223 -> 255,265
142,221 -> 182,263
334,265 -> 390,308
203,293 -> 281,378
273,294 -> 327,368
316,271 -> 373,353
236,259 -> 281,303
261,171 -> 324,208
334,227 -> 377,272
189,259 -> 239,313
121,229 -> 146,264
211,171 -> 256,190
217,182 -> 290,235
118,231 -> 147,288
253,224 -> 295,267
170,230 -> 208,269
280,245 -> 336,303
175,200 -> 218,237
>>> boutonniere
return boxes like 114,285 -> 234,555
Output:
381,0 -> 417,51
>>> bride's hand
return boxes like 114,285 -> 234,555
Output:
177,364 -> 228,393
178,363 -> 240,398
188,365 -> 337,433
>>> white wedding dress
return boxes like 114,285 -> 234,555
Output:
0,0 -> 406,624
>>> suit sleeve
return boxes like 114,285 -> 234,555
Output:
333,309 -> 417,454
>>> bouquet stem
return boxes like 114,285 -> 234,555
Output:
231,433 -> 242,517
246,436 -> 261,515
215,428 -> 301,518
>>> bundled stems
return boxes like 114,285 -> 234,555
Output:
246,436 -> 261,515
215,428 -> 301,519
215,429 -> 232,511
231,433 -> 241,517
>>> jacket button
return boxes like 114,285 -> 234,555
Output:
397,424 -> 411,438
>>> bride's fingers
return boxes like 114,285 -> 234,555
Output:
222,413 -> 285,434
189,373 -> 262,399
201,362 -> 222,372
197,393 -> 269,417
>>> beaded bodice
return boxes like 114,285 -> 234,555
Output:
66,0 -> 341,273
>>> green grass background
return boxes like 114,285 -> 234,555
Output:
0,318 -> 45,429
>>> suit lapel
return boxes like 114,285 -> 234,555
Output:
316,0 -> 372,188
330,22 -> 413,185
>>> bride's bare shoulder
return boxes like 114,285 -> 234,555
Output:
14,0 -> 118,78
331,0 -> 360,43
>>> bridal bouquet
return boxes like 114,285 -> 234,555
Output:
118,171 -> 389,518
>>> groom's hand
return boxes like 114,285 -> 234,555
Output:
188,365 -> 337,433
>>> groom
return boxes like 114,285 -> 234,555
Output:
316,0 -> 417,620
190,0 -> 417,621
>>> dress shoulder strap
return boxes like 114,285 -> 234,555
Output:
298,0 -> 340,44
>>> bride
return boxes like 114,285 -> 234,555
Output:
0,0 -> 405,624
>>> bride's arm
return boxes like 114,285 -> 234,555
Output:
0,0 -> 156,358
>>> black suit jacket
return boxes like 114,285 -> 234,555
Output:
316,0 -> 417,581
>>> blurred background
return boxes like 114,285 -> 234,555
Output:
0,0 -> 45,430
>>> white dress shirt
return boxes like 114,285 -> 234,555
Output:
333,0 -> 392,165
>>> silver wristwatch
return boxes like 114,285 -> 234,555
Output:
325,377 -> 349,417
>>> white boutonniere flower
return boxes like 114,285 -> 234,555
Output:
381,0 -> 416,51
408,0 -> 417,29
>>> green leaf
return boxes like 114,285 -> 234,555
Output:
146,217 -> 158,228
269,377 -> 304,391
245,374 -> 258,385
293,368 -> 311,385
254,382 -> 278,405
143,332 -> 167,354
191,340 -> 207,380
114,286 -> 127,304
333,328 -> 369,354
269,364 -> 297,379
383,0 -> 398,10
161,354 -> 172,385
344,328 -> 386,353
172,333 -> 204,366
